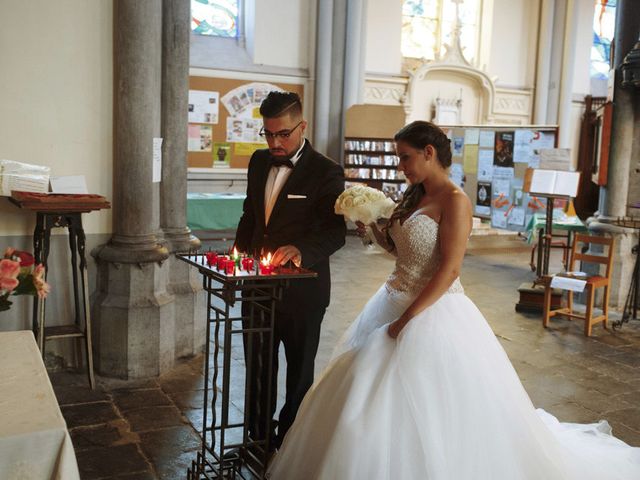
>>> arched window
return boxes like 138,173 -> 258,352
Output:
402,0 -> 481,64
191,0 -> 239,38
591,0 -> 616,82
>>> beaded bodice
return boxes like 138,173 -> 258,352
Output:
385,210 -> 464,300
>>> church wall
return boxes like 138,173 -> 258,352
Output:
359,0 -> 596,174
250,0 -> 312,70
0,0 -> 113,237
488,0 -> 539,89
0,0 -> 112,337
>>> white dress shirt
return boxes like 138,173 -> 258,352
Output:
264,139 -> 306,225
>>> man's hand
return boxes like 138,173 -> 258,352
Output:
271,245 -> 302,267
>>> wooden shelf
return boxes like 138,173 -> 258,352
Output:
344,164 -> 398,169
345,178 -> 404,183
344,138 -> 403,190
344,136 -> 401,191
344,150 -> 395,155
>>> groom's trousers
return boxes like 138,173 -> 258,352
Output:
242,300 -> 325,449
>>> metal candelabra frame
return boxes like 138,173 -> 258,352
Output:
177,252 -> 316,479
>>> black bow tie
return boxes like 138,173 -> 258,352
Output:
270,158 -> 294,169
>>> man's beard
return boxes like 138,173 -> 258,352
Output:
269,148 -> 294,159
269,138 -> 303,159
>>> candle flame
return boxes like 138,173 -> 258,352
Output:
262,252 -> 272,266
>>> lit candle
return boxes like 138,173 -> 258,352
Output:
259,253 -> 273,275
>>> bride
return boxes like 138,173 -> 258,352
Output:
266,121 -> 640,479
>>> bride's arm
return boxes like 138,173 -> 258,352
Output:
356,220 -> 397,255
369,221 -> 397,254
388,192 -> 472,338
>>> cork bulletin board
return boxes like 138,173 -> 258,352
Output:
188,76 -> 304,169
343,118 -> 558,232
437,125 -> 559,231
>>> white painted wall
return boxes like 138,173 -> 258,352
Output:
0,0 -> 113,236
364,0 -> 403,75
250,0 -> 311,70
488,0 -> 540,88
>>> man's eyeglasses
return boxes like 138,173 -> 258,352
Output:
259,121 -> 303,140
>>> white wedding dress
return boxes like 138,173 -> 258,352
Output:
267,209 -> 640,479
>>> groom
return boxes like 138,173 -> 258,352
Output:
235,91 -> 346,449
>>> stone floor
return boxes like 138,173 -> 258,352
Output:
51,236 -> 640,479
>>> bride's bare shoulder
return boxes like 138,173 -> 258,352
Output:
443,187 -> 472,212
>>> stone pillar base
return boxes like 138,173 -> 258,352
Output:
91,257 -> 175,379
167,254 -> 206,359
162,230 -> 206,358
163,228 -> 201,253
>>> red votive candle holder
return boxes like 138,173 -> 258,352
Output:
242,257 -> 255,271
216,256 -> 227,271
225,259 -> 235,275
259,263 -> 273,275
205,251 -> 217,266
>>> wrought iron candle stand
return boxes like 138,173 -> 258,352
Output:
177,252 -> 316,479
612,215 -> 640,330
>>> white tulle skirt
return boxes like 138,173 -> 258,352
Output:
267,285 -> 640,480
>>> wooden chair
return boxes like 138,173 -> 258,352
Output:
542,233 -> 615,336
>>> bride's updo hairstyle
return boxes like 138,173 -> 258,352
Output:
386,121 -> 451,234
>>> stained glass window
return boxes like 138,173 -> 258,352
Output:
402,0 -> 481,63
191,0 -> 238,38
591,0 -> 616,81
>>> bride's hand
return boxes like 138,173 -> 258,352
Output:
355,221 -> 368,237
387,318 -> 407,339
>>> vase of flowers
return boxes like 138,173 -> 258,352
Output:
0,248 -> 50,312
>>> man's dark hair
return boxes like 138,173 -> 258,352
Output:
259,91 -> 302,119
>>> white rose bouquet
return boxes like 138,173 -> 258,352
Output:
334,185 -> 396,225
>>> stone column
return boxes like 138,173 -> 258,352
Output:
556,0 -> 578,148
343,0 -> 367,110
313,0 -> 368,163
533,0 -> 555,124
589,0 -> 640,310
603,0 -> 639,219
92,0 -> 175,379
160,0 -> 205,359
313,0 -> 334,155
545,0 -> 568,123
326,0 -> 347,164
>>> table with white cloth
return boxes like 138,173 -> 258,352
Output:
0,330 -> 80,480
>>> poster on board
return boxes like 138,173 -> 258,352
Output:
222,82 -> 285,118
188,124 -> 213,152
188,90 -> 219,124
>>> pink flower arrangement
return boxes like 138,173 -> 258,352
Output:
0,247 -> 50,312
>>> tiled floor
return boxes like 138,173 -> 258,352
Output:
51,236 -> 640,479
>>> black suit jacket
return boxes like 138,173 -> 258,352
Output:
235,141 -> 346,314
